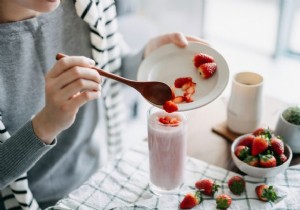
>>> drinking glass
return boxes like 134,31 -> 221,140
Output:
147,107 -> 187,195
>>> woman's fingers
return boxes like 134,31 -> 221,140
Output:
59,79 -> 101,101
48,56 -> 95,78
53,66 -> 101,90
65,90 -> 101,111
144,32 -> 209,57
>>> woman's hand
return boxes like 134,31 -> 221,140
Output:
32,56 -> 102,144
144,32 -> 208,58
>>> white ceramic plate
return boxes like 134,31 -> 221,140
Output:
137,42 -> 230,111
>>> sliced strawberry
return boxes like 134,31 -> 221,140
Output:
195,178 -> 220,196
174,77 -> 193,88
238,135 -> 255,148
185,86 -> 195,95
183,94 -> 194,103
158,116 -> 170,124
173,96 -> 184,104
255,184 -> 278,202
198,62 -> 217,79
259,154 -> 277,168
243,155 -> 259,167
163,100 -> 178,113
193,53 -> 214,68
251,136 -> 269,156
171,88 -> 176,100
270,137 -> 284,155
181,81 -> 195,91
235,145 -> 250,160
179,191 -> 202,209
216,194 -> 232,209
170,117 -> 180,124
158,116 -> 181,126
228,176 -> 246,195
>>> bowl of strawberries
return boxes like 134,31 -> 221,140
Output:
231,127 -> 292,178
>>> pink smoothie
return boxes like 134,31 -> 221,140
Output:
148,111 -> 187,191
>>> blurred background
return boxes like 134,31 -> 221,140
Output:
115,0 -> 300,145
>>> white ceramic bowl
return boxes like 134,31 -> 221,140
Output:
231,134 -> 293,178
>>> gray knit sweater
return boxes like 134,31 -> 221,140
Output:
0,1 -> 142,209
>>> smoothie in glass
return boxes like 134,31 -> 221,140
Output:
147,107 -> 187,194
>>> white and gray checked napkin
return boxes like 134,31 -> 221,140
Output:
48,142 -> 300,210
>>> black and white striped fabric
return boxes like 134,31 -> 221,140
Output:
0,114 -> 40,210
75,0 -> 125,157
0,0 -> 125,209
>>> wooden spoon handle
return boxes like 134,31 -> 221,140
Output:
56,53 -> 138,89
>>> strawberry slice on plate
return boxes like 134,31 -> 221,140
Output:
193,53 -> 214,68
174,77 -> 193,88
198,62 -> 217,79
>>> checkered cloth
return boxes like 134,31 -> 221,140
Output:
47,142 -> 300,210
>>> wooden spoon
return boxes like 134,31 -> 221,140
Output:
56,53 -> 172,105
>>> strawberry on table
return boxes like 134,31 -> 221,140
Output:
238,134 -> 255,148
198,62 -> 217,79
179,191 -> 202,209
195,178 -> 220,196
235,145 -> 250,160
193,53 -> 214,68
251,136 -> 269,156
228,176 -> 246,195
259,154 -> 277,168
216,194 -> 232,209
255,184 -> 278,202
270,137 -> 284,155
163,100 -> 178,113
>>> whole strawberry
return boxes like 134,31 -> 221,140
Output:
216,194 -> 232,209
251,136 -> 269,156
252,127 -> 272,138
243,155 -> 259,167
195,178 -> 220,196
228,176 -> 246,195
259,154 -> 277,168
255,184 -> 278,202
235,145 -> 250,160
270,137 -> 284,155
278,153 -> 288,164
179,190 -> 202,209
238,134 -> 255,148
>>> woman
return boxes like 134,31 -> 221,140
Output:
0,0 -> 205,209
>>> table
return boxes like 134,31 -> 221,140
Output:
48,96 -> 300,210
49,143 -> 300,210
